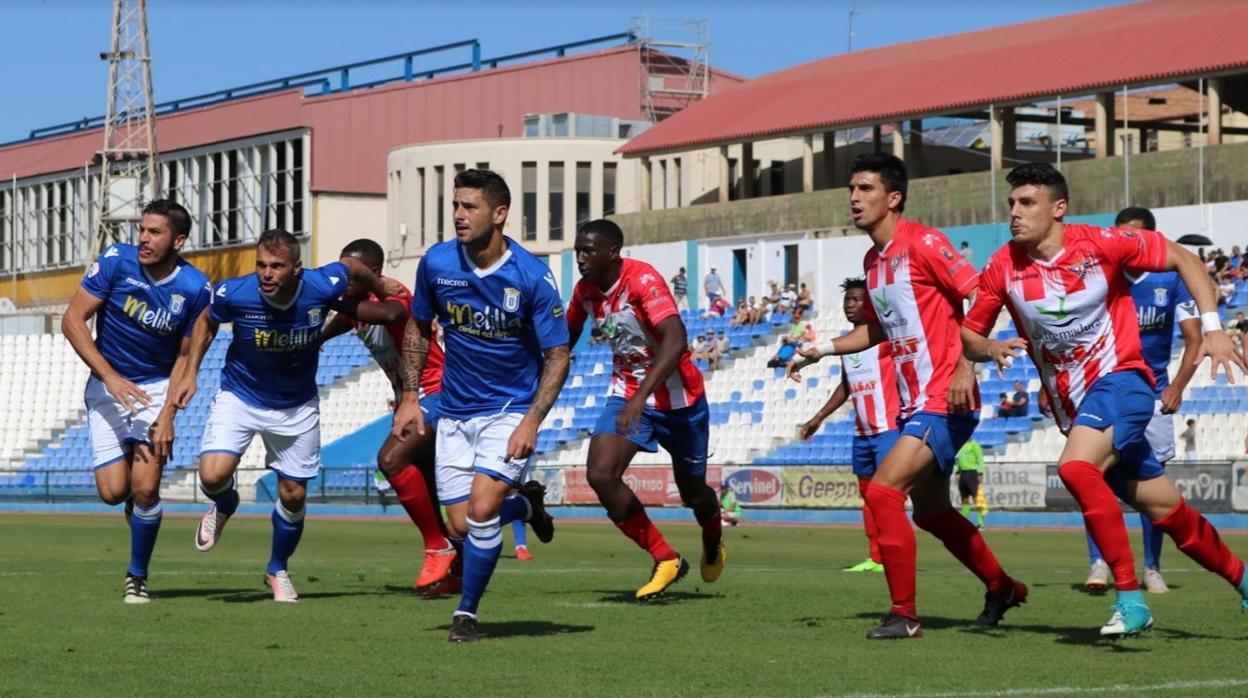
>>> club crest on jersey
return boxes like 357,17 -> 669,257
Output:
939,246 -> 955,261
503,287 -> 520,312
170,294 -> 185,314
307,308 -> 322,326
1154,287 -> 1168,306
889,256 -> 902,272
86,262 -> 100,278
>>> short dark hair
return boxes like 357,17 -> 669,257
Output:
578,219 -> 624,248
341,238 -> 384,265
840,277 -> 867,292
258,229 -> 301,262
851,153 -> 907,212
142,199 -> 192,238
1006,162 -> 1069,203
1115,206 -> 1156,231
453,168 -> 510,208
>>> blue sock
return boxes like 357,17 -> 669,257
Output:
1140,514 -> 1163,569
267,501 -> 305,575
201,477 -> 240,516
127,499 -> 163,578
499,494 -> 529,526
1086,531 -> 1103,565
1116,588 -> 1146,607
456,516 -> 502,617
512,519 -> 528,548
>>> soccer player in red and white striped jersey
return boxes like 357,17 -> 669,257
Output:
790,154 -> 1025,640
798,277 -> 900,574
962,162 -> 1248,637
568,219 -> 724,600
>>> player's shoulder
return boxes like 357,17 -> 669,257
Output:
304,260 -> 348,286
506,239 -> 559,290
174,257 -> 212,289
100,242 -> 138,263
423,240 -> 460,268
380,275 -> 413,300
898,218 -> 953,250
214,272 -> 256,299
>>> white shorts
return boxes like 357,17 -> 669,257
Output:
200,390 -> 321,481
1144,400 -> 1176,464
85,375 -> 169,469
435,411 -> 531,505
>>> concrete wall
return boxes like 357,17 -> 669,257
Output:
313,193 -> 388,268
612,141 -> 1248,246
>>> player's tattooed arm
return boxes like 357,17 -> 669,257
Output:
528,345 -> 572,423
399,317 -> 432,394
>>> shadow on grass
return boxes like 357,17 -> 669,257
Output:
427,620 -> 595,639
592,589 -> 726,605
848,611 -> 1221,648
217,590 -> 387,603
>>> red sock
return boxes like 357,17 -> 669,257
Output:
701,511 -> 722,556
858,476 -> 882,563
914,507 -> 1011,595
1059,460 -> 1138,591
388,465 -> 449,551
864,483 -> 918,619
1152,498 -> 1246,587
616,509 -> 678,562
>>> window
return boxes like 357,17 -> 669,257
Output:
784,244 -> 798,287
549,162 -> 565,241
575,162 -> 591,227
476,162 -> 489,171
727,158 -> 738,201
522,162 -> 537,241
416,167 -> 426,246
602,162 -> 617,216
672,158 -> 682,208
434,166 -> 445,243
770,161 -> 784,196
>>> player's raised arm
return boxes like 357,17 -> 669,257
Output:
332,294 -> 407,326
338,255 -> 388,299
799,373 -> 849,441
62,285 -> 151,411
1161,238 -> 1247,381
786,322 -> 885,382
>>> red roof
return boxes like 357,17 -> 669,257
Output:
619,0 -> 1248,156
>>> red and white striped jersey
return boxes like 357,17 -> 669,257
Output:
861,219 -> 981,418
350,279 -> 445,403
568,259 -> 705,410
964,224 -> 1168,432
841,340 -> 901,437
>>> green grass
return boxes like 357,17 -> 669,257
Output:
2,514 -> 1247,697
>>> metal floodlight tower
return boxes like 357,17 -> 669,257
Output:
95,0 -> 158,255
632,16 -> 711,123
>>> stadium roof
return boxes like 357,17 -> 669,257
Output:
619,0 -> 1248,156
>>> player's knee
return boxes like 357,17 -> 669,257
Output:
467,499 -> 500,524
585,465 -> 621,494
98,488 -> 129,506
375,442 -> 404,477
199,470 -> 232,492
277,480 -> 306,512
131,485 -> 159,508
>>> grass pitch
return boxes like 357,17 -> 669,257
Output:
2,513 -> 1247,697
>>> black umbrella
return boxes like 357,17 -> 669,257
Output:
1177,233 -> 1213,246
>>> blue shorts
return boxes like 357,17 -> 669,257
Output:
851,430 -> 899,478
1072,370 -> 1165,499
594,396 -> 709,477
898,411 -> 980,476
420,391 -> 442,428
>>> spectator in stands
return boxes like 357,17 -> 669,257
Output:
780,283 -> 798,313
1231,246 -> 1243,271
702,295 -> 731,320
691,331 -> 711,361
960,241 -> 974,262
747,295 -> 768,325
670,267 -> 688,309
796,283 -> 814,315
1011,380 -> 1029,417
704,267 -> 723,305
727,298 -> 750,326
788,319 -> 816,346
766,331 -> 800,368
704,331 -> 724,371
996,392 -> 1013,419
720,482 -> 742,526
1227,311 -> 1248,346
1218,275 -> 1236,305
1181,419 -> 1197,462
715,330 -> 731,363
763,282 -> 784,314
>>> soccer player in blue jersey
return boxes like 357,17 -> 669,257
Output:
62,200 -> 212,603
393,169 -> 569,642
1082,206 -> 1202,595
181,229 -> 388,602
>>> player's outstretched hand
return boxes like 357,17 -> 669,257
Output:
797,417 -> 822,442
616,397 -> 645,436
1197,330 -> 1247,385
391,396 -> 425,440
104,374 -> 150,412
506,417 -> 539,461
150,418 -> 175,461
987,337 -> 1028,379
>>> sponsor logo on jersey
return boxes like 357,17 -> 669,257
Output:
435,277 -> 469,287
124,277 -> 151,291
253,326 -> 320,351
122,295 -> 177,333
1034,296 -> 1074,325
445,300 -> 523,339
503,287 -> 521,312
940,246 -> 955,261
104,246 -> 120,258
871,292 -> 893,318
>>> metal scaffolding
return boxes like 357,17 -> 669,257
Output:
631,16 -> 711,122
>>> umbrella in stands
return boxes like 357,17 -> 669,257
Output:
1177,234 -> 1214,246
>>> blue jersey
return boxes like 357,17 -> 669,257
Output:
411,238 -> 569,421
210,262 -> 348,409
80,243 -> 211,384
1128,271 -> 1196,395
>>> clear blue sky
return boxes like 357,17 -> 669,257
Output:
1,0 -> 1125,144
